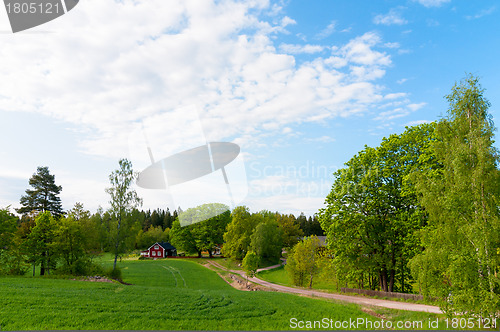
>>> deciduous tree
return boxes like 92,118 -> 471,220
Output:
242,250 -> 260,284
106,159 -> 142,271
250,218 -> 283,263
285,236 -> 321,288
222,206 -> 260,260
409,75 -> 500,317
319,123 -> 435,292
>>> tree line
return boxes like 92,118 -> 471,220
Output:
314,74 -> 500,318
0,160 -> 322,277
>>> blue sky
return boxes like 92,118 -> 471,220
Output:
0,0 -> 499,216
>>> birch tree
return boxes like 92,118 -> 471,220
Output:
106,159 -> 142,271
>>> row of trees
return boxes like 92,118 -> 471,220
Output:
222,207 -> 305,264
1,157 -> 321,277
318,75 -> 500,318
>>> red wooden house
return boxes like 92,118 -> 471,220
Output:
140,242 -> 177,258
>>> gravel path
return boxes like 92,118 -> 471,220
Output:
207,260 -> 442,314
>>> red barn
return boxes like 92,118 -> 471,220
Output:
141,242 -> 177,258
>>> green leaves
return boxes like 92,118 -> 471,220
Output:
242,250 -> 260,279
285,236 -> 321,288
106,159 -> 142,270
319,123 -> 435,292
410,75 -> 500,317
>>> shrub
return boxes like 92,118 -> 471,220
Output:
105,266 -> 122,281
54,259 -> 104,277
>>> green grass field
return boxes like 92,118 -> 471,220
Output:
0,258 -> 377,330
0,258 -> 455,330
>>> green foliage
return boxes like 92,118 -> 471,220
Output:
25,211 -> 57,276
285,236 -> 321,288
250,218 -> 283,263
51,215 -> 88,275
169,219 -> 197,254
297,213 -> 324,236
242,250 -> 260,279
0,208 -> 28,275
105,158 -> 142,270
0,207 -> 17,249
184,204 -> 231,257
409,75 -> 500,318
318,123 -> 435,292
136,225 -> 169,249
104,266 -> 122,281
17,166 -> 63,217
276,213 -> 303,249
222,206 -> 260,260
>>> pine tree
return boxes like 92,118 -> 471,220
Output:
17,166 -> 63,217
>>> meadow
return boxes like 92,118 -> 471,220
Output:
0,258 -> 452,330
0,258 -> 375,330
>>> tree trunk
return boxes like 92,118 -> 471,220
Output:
309,274 -> 313,289
389,269 -> 395,293
379,269 -> 388,292
400,257 -> 404,293
197,251 -> 202,258
40,251 -> 45,276
209,250 -> 213,258
113,214 -> 122,271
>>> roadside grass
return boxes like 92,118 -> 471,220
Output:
1,259 -> 380,330
257,266 -> 436,305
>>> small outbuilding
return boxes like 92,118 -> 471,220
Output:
140,242 -> 177,258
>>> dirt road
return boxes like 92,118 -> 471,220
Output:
207,260 -> 442,314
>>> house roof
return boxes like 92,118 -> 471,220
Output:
148,241 -> 176,251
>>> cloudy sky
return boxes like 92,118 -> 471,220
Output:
0,0 -> 499,216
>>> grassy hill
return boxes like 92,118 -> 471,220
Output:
0,258 -> 377,330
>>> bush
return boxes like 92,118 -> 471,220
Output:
104,266 -> 122,281
0,250 -> 29,276
54,260 -> 105,277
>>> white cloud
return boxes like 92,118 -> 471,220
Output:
0,3 -> 401,162
373,8 -> 408,26
384,42 -> 401,49
306,135 -> 335,143
374,102 -> 426,121
466,6 -> 496,20
246,175 -> 331,216
405,119 -> 432,126
315,21 -> 336,39
413,0 -> 450,8
279,43 -> 324,54
408,102 -> 427,111
0,0 -> 421,213
281,16 -> 297,27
